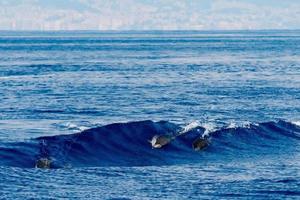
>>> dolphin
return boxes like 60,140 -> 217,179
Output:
35,157 -> 51,169
192,137 -> 208,151
150,135 -> 174,148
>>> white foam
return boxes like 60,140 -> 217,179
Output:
227,122 -> 238,129
180,121 -> 200,134
55,122 -> 91,132
77,126 -> 89,131
65,122 -> 78,129
227,121 -> 255,129
201,122 -> 217,137
291,121 -> 300,127
176,120 -> 217,137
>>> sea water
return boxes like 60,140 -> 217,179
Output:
0,31 -> 299,199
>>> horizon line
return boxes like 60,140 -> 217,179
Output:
0,29 -> 300,32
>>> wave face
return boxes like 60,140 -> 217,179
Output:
0,120 -> 299,168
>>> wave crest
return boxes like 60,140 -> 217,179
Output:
0,120 -> 299,168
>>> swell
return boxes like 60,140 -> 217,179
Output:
0,120 -> 299,168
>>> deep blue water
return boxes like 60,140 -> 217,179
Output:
0,30 -> 299,199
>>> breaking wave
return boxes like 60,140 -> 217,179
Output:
0,120 -> 299,168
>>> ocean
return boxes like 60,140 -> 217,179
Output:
0,30 -> 299,199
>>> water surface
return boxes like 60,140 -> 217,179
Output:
0,30 -> 299,199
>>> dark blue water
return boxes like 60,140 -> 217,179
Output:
0,31 -> 299,199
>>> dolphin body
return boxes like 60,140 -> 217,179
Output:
192,137 -> 208,151
150,135 -> 174,148
35,158 -> 52,169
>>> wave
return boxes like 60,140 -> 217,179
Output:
0,120 -> 299,168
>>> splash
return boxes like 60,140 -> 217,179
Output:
178,121 -> 200,135
291,120 -> 300,127
201,122 -> 217,137
226,121 -> 255,129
